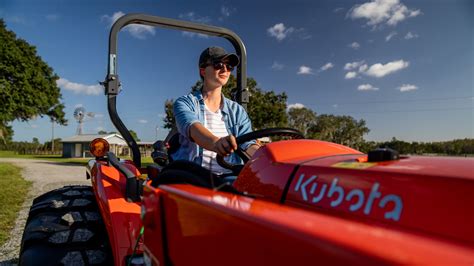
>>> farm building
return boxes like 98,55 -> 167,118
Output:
61,134 -> 128,158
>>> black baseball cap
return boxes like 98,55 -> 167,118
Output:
199,46 -> 239,68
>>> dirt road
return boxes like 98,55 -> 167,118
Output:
0,158 -> 89,266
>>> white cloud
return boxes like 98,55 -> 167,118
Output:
102,11 -> 155,39
343,59 -> 408,78
221,6 -> 232,17
268,23 -> 295,41
385,31 -> 397,41
404,31 -> 419,39
181,31 -> 209,38
320,62 -> 334,71
45,14 -> 59,21
271,61 -> 284,70
344,61 -> 365,71
138,119 -> 148,124
57,78 -> 102,95
364,59 -> 409,77
349,42 -> 361,50
295,28 -> 312,40
177,12 -> 212,38
349,0 -> 421,27
219,6 -> 236,20
398,84 -> 418,92
358,84 -> 379,91
125,24 -> 156,40
179,11 -> 211,24
332,104 -> 339,108
297,65 -> 314,75
344,61 -> 366,78
409,9 -> 421,17
359,64 -> 368,72
74,104 -> 83,108
345,72 -> 358,79
288,103 -> 305,110
333,7 -> 345,13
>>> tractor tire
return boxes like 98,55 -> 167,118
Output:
19,185 -> 113,266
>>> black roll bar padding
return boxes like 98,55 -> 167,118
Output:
104,13 -> 249,168
107,152 -> 140,202
107,94 -> 142,167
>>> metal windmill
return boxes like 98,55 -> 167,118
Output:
73,107 -> 95,135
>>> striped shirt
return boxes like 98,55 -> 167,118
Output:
202,105 -> 232,174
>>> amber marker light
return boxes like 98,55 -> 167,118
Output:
90,138 -> 110,158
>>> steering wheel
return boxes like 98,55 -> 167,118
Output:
216,127 -> 304,174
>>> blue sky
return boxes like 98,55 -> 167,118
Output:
1,0 -> 473,143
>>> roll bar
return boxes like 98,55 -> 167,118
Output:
103,14 -> 249,167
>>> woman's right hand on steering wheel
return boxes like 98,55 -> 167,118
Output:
213,135 -> 237,157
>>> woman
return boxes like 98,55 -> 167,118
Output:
172,46 -> 259,174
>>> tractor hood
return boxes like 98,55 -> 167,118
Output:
235,140 -> 474,245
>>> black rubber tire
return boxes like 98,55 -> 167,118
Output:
19,185 -> 113,266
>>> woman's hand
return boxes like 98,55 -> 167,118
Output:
213,135 -> 237,156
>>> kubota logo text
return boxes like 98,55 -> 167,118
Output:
294,174 -> 403,221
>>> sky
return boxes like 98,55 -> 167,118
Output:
1,0 -> 473,143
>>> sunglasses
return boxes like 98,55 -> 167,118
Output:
203,62 -> 234,72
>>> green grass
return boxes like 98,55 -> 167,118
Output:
0,163 -> 32,246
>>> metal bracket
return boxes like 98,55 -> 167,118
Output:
104,74 -> 120,95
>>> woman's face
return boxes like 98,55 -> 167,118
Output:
201,60 -> 232,87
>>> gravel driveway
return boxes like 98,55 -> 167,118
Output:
0,158 -> 90,266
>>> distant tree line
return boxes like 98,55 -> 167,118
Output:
359,138 -> 474,156
0,138 -> 62,155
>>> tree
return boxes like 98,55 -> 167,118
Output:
222,76 -> 288,129
163,99 -> 175,129
32,137 -> 40,152
288,106 -> 317,136
98,130 -> 107,134
246,85 -> 288,129
379,137 -> 412,154
307,114 -> 370,149
0,19 -> 67,142
129,130 -> 140,142
43,138 -> 62,153
164,75 -> 289,130
0,125 -> 13,145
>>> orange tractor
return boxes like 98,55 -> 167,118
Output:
19,14 -> 474,266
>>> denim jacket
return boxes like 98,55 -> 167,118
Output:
172,89 -> 255,165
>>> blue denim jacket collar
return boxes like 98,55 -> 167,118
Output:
192,89 -> 231,116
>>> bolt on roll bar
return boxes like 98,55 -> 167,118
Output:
103,14 -> 249,167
